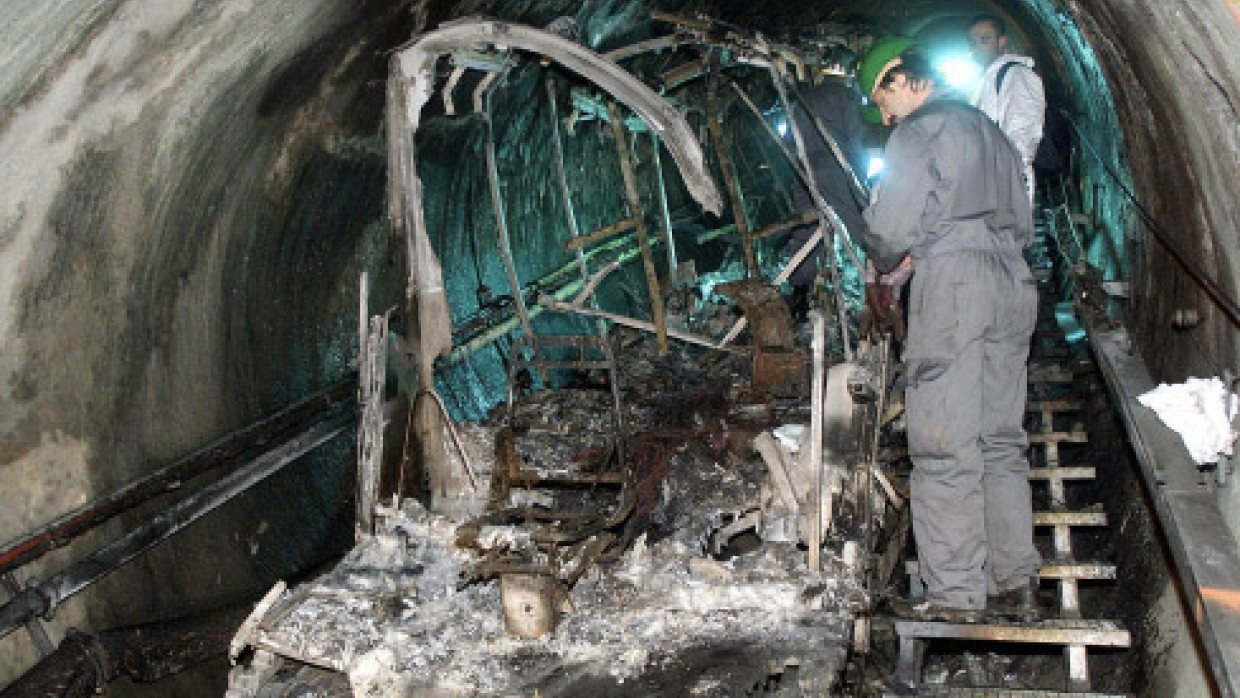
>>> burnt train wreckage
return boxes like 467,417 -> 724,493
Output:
13,0 -> 1240,694
224,16 -> 906,696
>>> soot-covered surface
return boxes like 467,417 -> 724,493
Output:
229,329 -> 867,696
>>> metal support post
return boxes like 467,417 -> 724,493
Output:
651,132 -> 679,277
483,89 -> 536,343
807,310 -> 826,572
706,92 -> 756,277
605,100 -> 668,354
356,273 -> 389,539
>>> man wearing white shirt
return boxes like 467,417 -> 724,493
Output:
968,14 -> 1045,201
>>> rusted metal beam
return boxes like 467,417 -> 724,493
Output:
1034,510 -> 1108,526
707,100 -> 757,276
539,297 -> 745,354
563,217 -> 638,251
606,100 -> 668,354
1028,466 -> 1096,480
750,210 -> 819,242
1029,430 -> 1090,444
1039,563 -> 1117,580
662,60 -> 707,91
604,35 -> 689,62
649,11 -> 713,32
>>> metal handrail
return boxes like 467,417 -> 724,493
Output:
1066,112 -> 1240,327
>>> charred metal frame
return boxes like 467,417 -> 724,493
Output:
387,19 -> 726,508
626,13 -> 870,360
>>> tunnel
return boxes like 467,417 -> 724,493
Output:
1,0 -> 1238,695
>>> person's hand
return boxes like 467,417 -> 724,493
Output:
861,282 -> 888,341
862,283 -> 904,341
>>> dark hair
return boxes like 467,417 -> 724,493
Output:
969,14 -> 1007,37
878,49 -> 938,89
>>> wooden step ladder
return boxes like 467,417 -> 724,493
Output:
893,367 -> 1131,695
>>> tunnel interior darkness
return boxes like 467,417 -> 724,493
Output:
2,0 -> 1239,690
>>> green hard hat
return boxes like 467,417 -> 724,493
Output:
857,36 -> 920,98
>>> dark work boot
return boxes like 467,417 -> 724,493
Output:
988,577 -> 1040,622
889,597 -> 986,624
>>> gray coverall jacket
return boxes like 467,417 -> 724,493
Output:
862,93 -> 1040,611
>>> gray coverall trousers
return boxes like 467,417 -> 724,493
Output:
905,250 -> 1041,611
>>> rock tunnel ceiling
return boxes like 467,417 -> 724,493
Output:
1,0 -> 1240,691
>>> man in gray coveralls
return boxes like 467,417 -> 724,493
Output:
858,42 -> 1041,623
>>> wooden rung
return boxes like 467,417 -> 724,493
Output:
1027,399 -> 1085,412
1039,562 -> 1117,580
1030,431 -> 1089,444
904,560 -> 1115,581
909,687 -> 1131,697
895,618 -> 1130,647
1028,367 -> 1075,383
1035,510 -> 1108,527
510,471 -> 623,486
1029,466 -> 1096,480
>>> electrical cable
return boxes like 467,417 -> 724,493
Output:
1066,112 -> 1240,327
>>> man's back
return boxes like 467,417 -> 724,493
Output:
863,96 -> 1033,269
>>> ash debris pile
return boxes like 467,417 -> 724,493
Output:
226,325 -> 889,696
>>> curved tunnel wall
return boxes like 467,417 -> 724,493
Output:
1064,0 -> 1240,380
1,0 -> 1238,686
0,0 -> 424,680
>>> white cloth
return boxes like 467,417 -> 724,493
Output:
971,55 -> 1044,200
1137,377 -> 1238,465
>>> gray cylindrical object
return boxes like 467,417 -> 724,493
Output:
500,573 -> 556,637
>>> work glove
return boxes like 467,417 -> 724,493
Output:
862,282 -> 905,342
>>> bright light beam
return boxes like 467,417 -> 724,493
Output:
937,56 -> 981,91
866,156 -> 885,179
